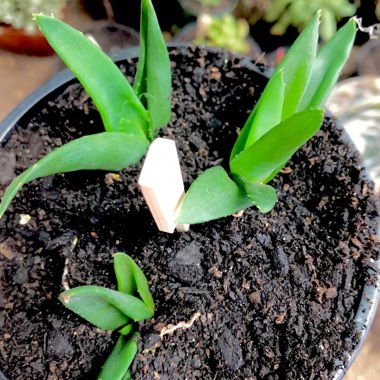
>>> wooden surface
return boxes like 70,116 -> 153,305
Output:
0,1 -> 378,378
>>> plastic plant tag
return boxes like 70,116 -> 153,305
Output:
139,138 -> 189,233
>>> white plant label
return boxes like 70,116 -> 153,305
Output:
139,138 -> 189,233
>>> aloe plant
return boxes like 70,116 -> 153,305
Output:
0,0 -> 171,219
60,252 -> 154,380
177,13 -> 357,224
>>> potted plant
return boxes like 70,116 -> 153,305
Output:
173,13 -> 263,60
0,1 -> 378,379
0,0 -> 66,56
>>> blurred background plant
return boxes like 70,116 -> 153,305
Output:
201,0 -> 222,5
0,0 -> 65,33
264,0 -> 358,41
194,13 -> 251,53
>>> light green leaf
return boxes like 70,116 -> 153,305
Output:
0,132 -> 149,219
59,286 -> 130,331
133,0 -> 171,138
114,253 -> 155,313
230,110 -> 324,183
243,70 -> 285,149
239,179 -> 277,213
119,324 -> 134,337
319,8 -> 337,42
264,0 -> 293,22
299,19 -> 356,110
177,166 -> 253,224
114,252 -> 136,296
98,335 -> 138,380
129,256 -> 155,313
59,286 -> 154,327
273,12 -> 320,119
34,15 -> 149,138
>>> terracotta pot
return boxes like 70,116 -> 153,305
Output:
0,25 -> 54,56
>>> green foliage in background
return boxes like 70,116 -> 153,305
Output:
0,0 -> 64,32
194,13 -> 251,54
264,0 -> 357,41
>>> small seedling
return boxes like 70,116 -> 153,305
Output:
0,0 -> 171,219
59,252 -> 154,380
177,12 -> 357,224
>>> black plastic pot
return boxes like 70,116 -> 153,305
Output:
0,46 -> 379,379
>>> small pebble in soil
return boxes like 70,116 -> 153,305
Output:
14,267 -> 28,284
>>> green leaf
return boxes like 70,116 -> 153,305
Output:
114,252 -> 137,295
133,0 -> 171,138
129,256 -> 155,313
243,70 -> 285,149
114,253 -> 155,313
0,132 -> 149,219
119,324 -> 134,337
230,110 -> 324,183
238,179 -> 277,213
34,15 -> 149,138
59,286 -> 130,330
264,0 -> 293,22
59,286 -> 154,328
273,12 -> 320,119
98,335 -> 138,380
299,19 -> 356,110
177,166 -> 253,224
319,8 -> 336,42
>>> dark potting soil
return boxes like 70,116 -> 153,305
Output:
0,46 -> 379,380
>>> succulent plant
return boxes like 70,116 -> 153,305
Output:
264,0 -> 357,41
0,0 -> 65,33
194,13 -> 251,54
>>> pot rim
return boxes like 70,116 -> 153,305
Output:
0,45 -> 379,379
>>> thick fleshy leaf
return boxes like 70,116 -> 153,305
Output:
0,132 -> 149,219
59,287 -> 129,331
133,0 -> 171,138
273,12 -> 319,119
177,166 -> 253,224
239,180 -> 277,213
242,70 -> 285,149
299,19 -> 356,110
114,252 -> 136,295
119,324 -> 134,337
230,110 -> 324,183
35,15 -> 149,138
129,257 -> 155,312
98,335 -> 138,380
114,253 -> 155,312
59,286 -> 154,327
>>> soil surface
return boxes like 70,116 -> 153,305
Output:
0,46 -> 379,380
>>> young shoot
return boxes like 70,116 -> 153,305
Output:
0,0 -> 171,219
177,12 -> 357,224
59,252 -> 154,380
